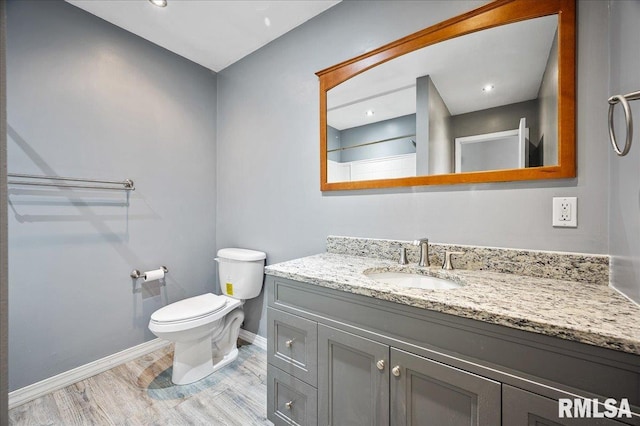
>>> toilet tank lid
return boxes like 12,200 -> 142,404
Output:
217,248 -> 266,261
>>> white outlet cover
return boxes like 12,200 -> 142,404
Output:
552,197 -> 577,227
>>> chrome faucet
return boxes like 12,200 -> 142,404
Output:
412,238 -> 430,267
442,250 -> 465,270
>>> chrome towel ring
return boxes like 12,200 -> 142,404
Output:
608,90 -> 640,156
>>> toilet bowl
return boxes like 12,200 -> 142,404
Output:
148,248 -> 266,385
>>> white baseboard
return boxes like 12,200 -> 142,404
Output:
8,338 -> 170,409
238,328 -> 267,351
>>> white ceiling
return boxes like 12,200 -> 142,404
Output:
66,0 -> 340,72
328,15 -> 558,130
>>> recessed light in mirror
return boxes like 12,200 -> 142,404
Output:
482,84 -> 494,92
264,17 -> 271,27
148,0 -> 167,7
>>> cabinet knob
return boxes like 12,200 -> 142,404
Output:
285,339 -> 295,348
376,359 -> 385,370
285,400 -> 293,410
392,366 -> 401,377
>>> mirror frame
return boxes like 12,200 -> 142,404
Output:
317,0 -> 576,191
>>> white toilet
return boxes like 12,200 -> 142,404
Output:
148,248 -> 266,385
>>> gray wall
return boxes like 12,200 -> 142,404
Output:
609,0 -> 640,304
427,78 -> 452,175
416,75 -> 430,175
339,114 -> 415,163
1,0 -> 9,421
217,0 -> 611,337
7,0 -> 217,390
538,31 -> 559,166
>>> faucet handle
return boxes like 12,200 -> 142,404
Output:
413,238 -> 430,267
399,247 -> 408,265
442,250 -> 465,270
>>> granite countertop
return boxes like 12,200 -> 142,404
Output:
265,252 -> 640,355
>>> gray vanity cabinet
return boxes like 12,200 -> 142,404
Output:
502,385 -> 626,426
266,276 -> 640,426
391,347 -> 501,425
318,324 -> 390,426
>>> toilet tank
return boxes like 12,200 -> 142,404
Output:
216,248 -> 266,300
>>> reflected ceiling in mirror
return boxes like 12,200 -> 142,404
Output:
317,0 -> 575,190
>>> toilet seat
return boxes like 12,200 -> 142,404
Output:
151,293 -> 228,325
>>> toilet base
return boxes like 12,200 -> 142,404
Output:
172,336 -> 214,385
212,347 -> 239,373
170,308 -> 244,385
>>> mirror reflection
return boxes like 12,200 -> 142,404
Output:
326,15 -> 558,183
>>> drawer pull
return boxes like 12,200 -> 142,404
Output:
285,339 -> 295,348
376,359 -> 385,371
392,366 -> 401,377
285,401 -> 293,410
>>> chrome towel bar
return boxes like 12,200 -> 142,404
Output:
608,90 -> 640,156
7,173 -> 135,191
326,134 -> 416,153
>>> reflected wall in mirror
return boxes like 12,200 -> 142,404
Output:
317,0 -> 575,190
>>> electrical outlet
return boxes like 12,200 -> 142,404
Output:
552,197 -> 577,227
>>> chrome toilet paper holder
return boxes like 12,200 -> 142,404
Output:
130,266 -> 169,279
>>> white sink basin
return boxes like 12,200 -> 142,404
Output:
365,271 -> 462,290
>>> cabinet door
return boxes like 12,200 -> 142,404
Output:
318,324 -> 390,426
503,385 -> 627,426
390,348 -> 501,426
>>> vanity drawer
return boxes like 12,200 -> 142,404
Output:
268,364 -> 318,426
268,307 -> 318,386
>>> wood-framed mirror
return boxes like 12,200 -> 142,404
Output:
317,0 -> 575,191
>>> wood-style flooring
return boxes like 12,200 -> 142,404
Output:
9,340 -> 271,425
